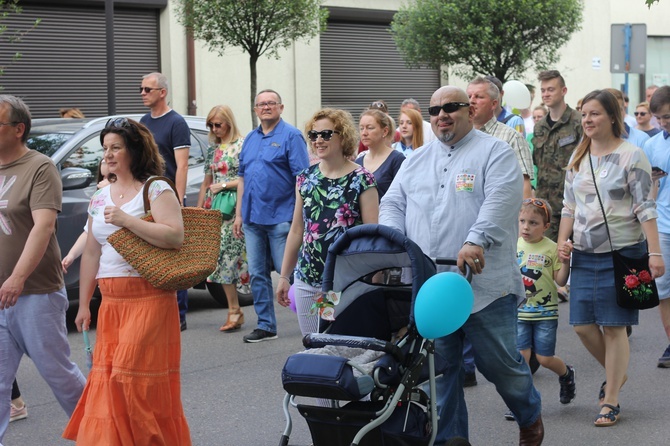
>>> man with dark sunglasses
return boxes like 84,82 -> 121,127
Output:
381,86 -> 544,445
139,72 -> 191,331
234,89 -> 308,343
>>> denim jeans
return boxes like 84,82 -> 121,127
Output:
433,294 -> 541,442
462,336 -> 476,374
243,222 -> 290,333
177,289 -> 188,322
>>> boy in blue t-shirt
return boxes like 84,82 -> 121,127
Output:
516,198 -> 575,405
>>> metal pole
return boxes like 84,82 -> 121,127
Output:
105,0 -> 116,115
623,23 -> 632,96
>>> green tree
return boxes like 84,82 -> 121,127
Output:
391,0 -> 583,83
174,0 -> 328,126
0,0 -> 40,82
645,0 -> 660,6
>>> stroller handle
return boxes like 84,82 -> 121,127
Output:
434,258 -> 473,283
303,333 -> 405,363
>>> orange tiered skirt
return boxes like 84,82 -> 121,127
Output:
63,277 -> 191,445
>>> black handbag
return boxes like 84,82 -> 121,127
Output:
588,152 -> 659,310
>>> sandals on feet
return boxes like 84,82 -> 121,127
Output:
598,381 -> 607,401
594,404 -> 620,427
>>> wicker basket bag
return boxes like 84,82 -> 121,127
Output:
107,176 -> 223,291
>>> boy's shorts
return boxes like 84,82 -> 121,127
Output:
517,319 -> 558,356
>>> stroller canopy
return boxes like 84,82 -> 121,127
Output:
320,224 -> 436,323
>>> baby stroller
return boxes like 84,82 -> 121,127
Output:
280,224 -> 458,446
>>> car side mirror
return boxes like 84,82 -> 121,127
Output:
62,167 -> 94,190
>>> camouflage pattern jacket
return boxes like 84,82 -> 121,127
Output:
531,106 -> 582,239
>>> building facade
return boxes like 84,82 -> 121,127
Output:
1,0 -> 668,131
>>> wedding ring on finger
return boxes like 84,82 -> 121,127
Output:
473,258 -> 480,264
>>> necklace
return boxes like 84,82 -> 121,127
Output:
116,182 -> 138,199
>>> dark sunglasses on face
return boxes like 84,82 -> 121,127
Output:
634,111 -> 647,116
522,198 -> 551,223
307,129 -> 340,142
428,102 -> 470,116
105,117 -> 131,129
139,86 -> 162,94
207,122 -> 224,129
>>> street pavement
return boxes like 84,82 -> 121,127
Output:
4,284 -> 670,445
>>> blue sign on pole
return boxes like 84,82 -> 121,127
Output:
610,23 -> 647,75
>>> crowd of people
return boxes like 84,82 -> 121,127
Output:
1,67 -> 670,446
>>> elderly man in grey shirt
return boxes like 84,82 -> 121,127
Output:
380,86 -> 544,445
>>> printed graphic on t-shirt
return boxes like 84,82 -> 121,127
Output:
0,175 -> 17,235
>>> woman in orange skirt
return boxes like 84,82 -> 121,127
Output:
63,118 -> 191,445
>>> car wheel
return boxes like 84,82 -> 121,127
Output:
204,281 -> 253,308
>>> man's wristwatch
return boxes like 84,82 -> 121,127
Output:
463,241 -> 479,247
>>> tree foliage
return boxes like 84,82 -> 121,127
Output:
0,0 -> 41,80
174,0 -> 328,126
391,0 -> 583,83
645,0 -> 660,6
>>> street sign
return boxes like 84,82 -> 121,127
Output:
610,23 -> 647,74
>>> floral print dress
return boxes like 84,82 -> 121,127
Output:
295,164 -> 377,287
203,139 -> 249,285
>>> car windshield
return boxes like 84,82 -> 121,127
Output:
27,132 -> 72,157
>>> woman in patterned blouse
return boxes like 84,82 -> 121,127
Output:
276,109 -> 379,335
558,89 -> 664,427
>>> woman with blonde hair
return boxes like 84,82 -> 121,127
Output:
393,108 -> 424,157
59,107 -> 85,118
277,108 -> 378,335
558,89 -> 664,427
197,105 -> 249,332
356,109 -> 405,199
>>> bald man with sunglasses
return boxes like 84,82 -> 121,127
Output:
380,86 -> 544,445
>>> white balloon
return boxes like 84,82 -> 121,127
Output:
503,80 -> 532,109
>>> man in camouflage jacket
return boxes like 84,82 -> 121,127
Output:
532,70 -> 583,241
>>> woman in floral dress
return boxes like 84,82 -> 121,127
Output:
276,108 -> 379,335
197,105 -> 249,332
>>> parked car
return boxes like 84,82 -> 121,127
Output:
26,115 -> 251,307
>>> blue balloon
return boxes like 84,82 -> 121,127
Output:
415,272 -> 474,338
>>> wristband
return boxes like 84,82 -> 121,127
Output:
648,253 -> 663,257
